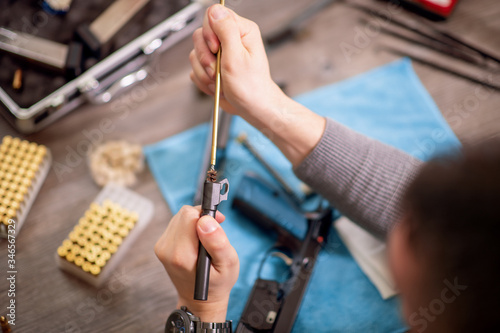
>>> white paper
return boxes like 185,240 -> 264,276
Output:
334,216 -> 398,299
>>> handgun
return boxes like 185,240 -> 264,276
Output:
233,172 -> 333,332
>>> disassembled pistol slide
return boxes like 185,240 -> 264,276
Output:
194,0 -> 229,302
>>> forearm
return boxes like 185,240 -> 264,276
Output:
242,87 -> 326,168
294,118 -> 423,239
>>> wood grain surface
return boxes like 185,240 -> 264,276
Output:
0,0 -> 499,332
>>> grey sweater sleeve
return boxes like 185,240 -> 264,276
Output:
294,117 -> 423,239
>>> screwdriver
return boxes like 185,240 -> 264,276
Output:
194,0 -> 230,301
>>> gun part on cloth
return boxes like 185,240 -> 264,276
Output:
233,172 -> 333,332
236,133 -> 303,207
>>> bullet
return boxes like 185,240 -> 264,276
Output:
100,251 -> 111,260
86,253 -> 97,263
91,234 -> 102,244
72,246 -> 82,256
22,178 -> 31,187
3,173 -> 13,183
77,237 -> 87,247
7,182 -> 16,192
101,230 -> 113,241
57,246 -> 68,257
107,244 -> 117,254
62,239 -> 73,248
9,201 -> 19,210
69,231 -> 79,242
82,262 -> 92,272
0,315 -> 12,333
78,217 -> 89,226
14,192 -> 24,202
85,210 -> 96,220
90,265 -> 101,276
11,138 -> 20,147
37,146 -> 47,157
6,209 -> 16,219
2,135 -> 12,144
129,212 -> 139,222
73,225 -> 84,235
95,257 -> 107,267
25,169 -> 35,179
74,257 -> 85,267
125,221 -> 135,230
118,228 -> 129,237
66,252 -> 75,263
112,236 -> 123,246
28,142 -> 38,153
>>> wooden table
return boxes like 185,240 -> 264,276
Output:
1,0 -> 499,332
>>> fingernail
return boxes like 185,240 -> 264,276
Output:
208,83 -> 215,93
199,217 -> 218,233
205,65 -> 215,78
207,40 -> 216,54
211,5 -> 228,21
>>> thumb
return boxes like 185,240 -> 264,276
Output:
197,215 -> 238,271
207,5 -> 246,58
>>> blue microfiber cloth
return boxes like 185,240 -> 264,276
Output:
144,58 -> 461,332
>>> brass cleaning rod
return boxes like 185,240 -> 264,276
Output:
210,0 -> 225,169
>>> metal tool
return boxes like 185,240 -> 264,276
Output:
380,46 -> 500,92
77,0 -> 151,57
357,17 -> 481,67
0,27 -> 83,76
194,0 -> 230,302
349,2 -> 500,68
236,133 -> 303,207
194,111 -> 232,206
209,0 -> 225,171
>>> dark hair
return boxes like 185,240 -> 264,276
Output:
402,139 -> 500,333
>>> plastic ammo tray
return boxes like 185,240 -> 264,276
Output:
0,0 -> 203,134
56,183 -> 154,287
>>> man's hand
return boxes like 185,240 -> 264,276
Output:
189,5 -> 325,168
155,205 -> 239,322
189,4 -> 286,118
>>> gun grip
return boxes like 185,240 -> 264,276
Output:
194,208 -> 215,301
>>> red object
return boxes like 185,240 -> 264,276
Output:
412,0 -> 459,18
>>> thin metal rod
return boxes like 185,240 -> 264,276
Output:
210,0 -> 225,168
380,46 -> 500,92
237,133 -> 303,206
348,2 -> 500,67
